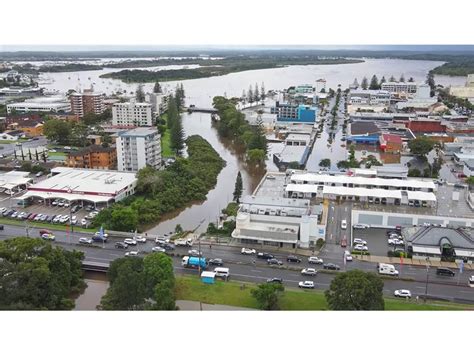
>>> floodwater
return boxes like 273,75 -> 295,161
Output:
73,272 -> 109,311
35,58 -> 465,234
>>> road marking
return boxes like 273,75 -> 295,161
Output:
250,269 -> 262,273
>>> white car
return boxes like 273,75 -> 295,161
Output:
134,235 -> 147,243
174,239 -> 188,246
188,249 -> 202,257
53,215 -> 62,223
394,289 -> 412,298
353,223 -> 370,229
308,256 -> 324,264
71,216 -> 78,225
241,248 -> 256,255
63,201 -> 70,208
298,281 -> 315,289
388,238 -> 404,246
34,214 -> 43,221
94,231 -> 109,238
78,237 -> 93,245
341,219 -> 347,230
41,233 -> 55,241
301,268 -> 318,276
80,218 -> 88,227
0,207 -> 6,214
354,244 -> 368,251
125,251 -> 139,257
353,238 -> 367,245
124,238 -> 137,245
152,246 -> 166,253
344,250 -> 353,261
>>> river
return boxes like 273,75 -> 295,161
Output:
34,58 -> 466,234
74,272 -> 109,310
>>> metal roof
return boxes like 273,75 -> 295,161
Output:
407,227 -> 474,250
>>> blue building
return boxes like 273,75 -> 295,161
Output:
271,102 -> 318,124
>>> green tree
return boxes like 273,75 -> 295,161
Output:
247,86 -> 254,104
319,158 -> 331,168
288,161 -> 300,169
426,72 -> 436,97
233,171 -> 243,202
408,168 -> 421,177
466,176 -> 474,186
153,82 -> 162,94
369,75 -> 379,90
167,96 -> 178,128
325,270 -> 385,310
248,115 -> 268,153
361,76 -> 368,90
175,224 -> 183,234
260,82 -> 266,101
408,77 -> 415,82
380,76 -> 386,85
247,149 -> 266,164
170,115 -> 185,156
143,253 -> 175,310
254,83 -> 260,104
136,84 -> 145,103
43,119 -> 72,145
408,137 -> 435,158
389,75 -> 396,82
110,207 -> 139,232
251,283 -> 285,310
399,74 -> 405,82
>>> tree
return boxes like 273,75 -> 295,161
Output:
369,75 -> 379,90
247,149 -> 266,164
389,75 -> 396,82
380,76 -> 386,85
287,161 -> 300,169
251,283 -> 284,310
254,83 -> 260,104
399,74 -> 405,82
175,224 -> 183,234
466,176 -> 474,186
143,253 -> 175,310
408,137 -> 435,158
325,270 -> 384,310
360,76 -> 368,90
110,207 -> 139,232
153,82 -> 162,94
426,72 -> 436,97
43,119 -> 72,145
233,171 -> 243,202
136,84 -> 145,103
319,158 -> 331,168
408,77 -> 415,82
170,115 -> 185,156
248,115 -> 268,153
260,82 -> 266,101
167,96 -> 178,128
408,168 -> 421,177
175,84 -> 185,109
247,86 -> 254,104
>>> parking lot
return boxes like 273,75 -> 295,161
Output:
352,227 -> 404,257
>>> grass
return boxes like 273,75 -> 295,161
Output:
0,217 -> 93,233
47,151 -> 67,157
0,138 -> 28,144
175,276 -> 474,311
160,113 -> 175,158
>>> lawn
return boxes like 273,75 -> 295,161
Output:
175,276 -> 474,311
47,151 -> 67,157
159,113 -> 175,158
0,217 -> 93,233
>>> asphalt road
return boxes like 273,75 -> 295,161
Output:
0,136 -> 48,156
1,223 -> 473,303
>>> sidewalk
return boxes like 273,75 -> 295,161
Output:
176,300 -> 255,311
354,254 -> 472,270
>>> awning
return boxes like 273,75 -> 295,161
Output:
15,191 -> 115,204
412,246 -> 441,255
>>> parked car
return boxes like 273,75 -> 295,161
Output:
174,239 -> 188,247
266,278 -> 283,284
298,281 -> 315,289
308,256 -> 323,264
353,238 -> 367,245
71,205 -> 82,213
354,244 -> 369,251
257,252 -> 274,260
81,218 -> 88,227
394,289 -> 412,299
436,268 -> 455,277
267,258 -> 283,266
209,258 -> 224,266
388,238 -> 404,246
323,263 -> 340,270
241,247 -> 256,255
115,242 -> 128,249
0,225 -> 3,231
124,238 -> 137,245
125,251 -> 139,257
78,237 -> 93,245
152,246 -> 166,253
94,231 -> 109,238
287,255 -> 302,263
46,215 -> 54,223
344,250 -> 353,261
301,268 -> 317,276
40,214 -> 48,222
353,223 -> 370,229
33,214 -> 42,221
133,235 -> 147,243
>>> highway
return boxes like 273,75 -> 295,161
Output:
1,223 -> 473,304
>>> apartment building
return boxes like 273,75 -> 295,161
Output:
381,81 -> 418,94
69,90 -> 105,118
147,93 -> 170,115
112,102 -> 153,127
6,96 -> 71,114
66,145 -> 117,170
348,89 -> 391,105
116,127 -> 161,172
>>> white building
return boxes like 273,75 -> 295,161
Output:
6,96 -> 71,114
112,101 -> 153,127
315,79 -> 327,93
116,127 -> 161,172
449,74 -> 474,101
396,84 -> 437,110
348,89 -> 391,105
147,93 -> 169,115
381,81 -> 418,94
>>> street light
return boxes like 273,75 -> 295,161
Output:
424,256 -> 430,303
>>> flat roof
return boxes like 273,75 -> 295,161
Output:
27,168 -> 137,197
118,127 -> 158,137
322,185 -> 402,199
406,191 -> 437,202
290,173 -> 436,190
0,171 -> 32,190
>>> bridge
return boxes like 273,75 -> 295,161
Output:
82,260 -> 109,273
186,106 -> 218,114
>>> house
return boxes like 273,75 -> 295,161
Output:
0,130 -> 25,141
379,133 -> 403,153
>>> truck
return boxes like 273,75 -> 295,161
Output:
377,263 -> 399,276
181,256 -> 208,270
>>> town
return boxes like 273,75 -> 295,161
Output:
1,48 -> 474,313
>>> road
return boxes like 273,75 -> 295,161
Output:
0,136 -> 48,156
1,223 -> 473,303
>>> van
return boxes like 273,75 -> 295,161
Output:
378,263 -> 399,276
214,267 -> 230,279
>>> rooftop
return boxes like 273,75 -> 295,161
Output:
405,226 -> 474,250
118,127 -> 159,138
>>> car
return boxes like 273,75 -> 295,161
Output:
94,231 -> 109,238
152,246 -> 166,253
0,225 -> 3,230
353,223 -> 370,229
53,215 -> 62,223
17,212 -> 26,220
115,242 -> 128,249
298,281 -> 315,289
287,255 -> 302,263
267,258 -> 283,266
341,219 -> 347,230
436,267 -> 455,277
133,235 -> 147,243
125,251 -> 140,257
323,263 -> 340,270
188,249 -> 202,257
33,214 -> 42,221
388,238 -> 404,246
80,218 -> 88,226
354,244 -> 368,251
124,238 -> 137,245
85,205 -> 94,212
57,200 -> 64,207
344,250 -> 353,261
71,216 -> 78,225
301,268 -> 318,276
60,215 -> 69,224
257,252 -> 274,260
35,171 -> 43,178
340,237 -> 347,247
308,256 -> 324,264
174,239 -> 188,246
46,215 -> 54,223
155,236 -> 171,244
241,247 -> 256,255
40,214 -> 48,222
41,233 -> 55,241
71,205 -> 80,213
266,278 -> 283,284
78,237 -> 93,245
51,200 -> 59,206
394,289 -> 412,299
388,232 -> 401,239
0,207 -> 6,214
209,258 -> 224,266
353,238 -> 367,245
386,230 -> 401,236
162,243 -> 175,251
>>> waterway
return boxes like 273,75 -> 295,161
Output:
74,272 -> 109,311
32,58 -> 466,234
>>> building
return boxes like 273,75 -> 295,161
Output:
348,89 -> 391,105
0,87 -> 42,97
462,159 -> 474,177
112,101 -> 154,127
19,167 -> 138,207
449,74 -> 474,101
273,133 -> 312,169
6,96 -> 71,114
69,90 -> 105,118
381,81 -> 418,94
0,170 -> 32,194
0,130 -> 25,141
315,79 -> 326,93
404,118 -> 446,133
379,133 -> 403,153
66,145 -> 117,170
116,127 -> 161,172
347,121 -> 381,144
4,116 -> 44,137
396,84 -> 437,110
147,93 -> 169,115
270,101 -> 318,124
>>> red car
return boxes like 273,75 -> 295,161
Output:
458,173 -> 466,178
28,213 -> 37,221
340,237 -> 347,247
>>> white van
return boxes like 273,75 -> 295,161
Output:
378,263 -> 399,276
214,267 -> 230,279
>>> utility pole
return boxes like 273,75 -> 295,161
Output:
424,257 -> 430,303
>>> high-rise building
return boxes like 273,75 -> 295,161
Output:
112,101 -> 153,127
69,90 -> 105,118
116,127 -> 161,172
381,82 -> 418,94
